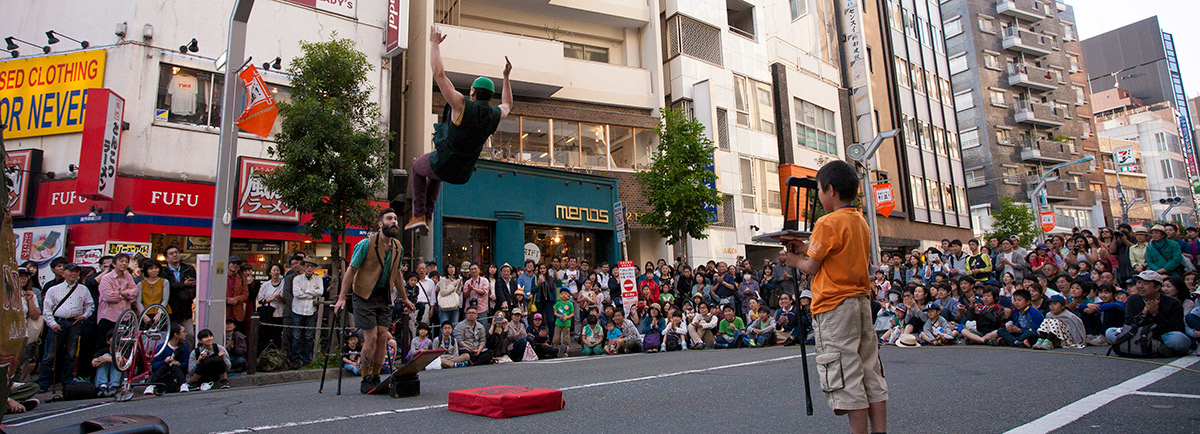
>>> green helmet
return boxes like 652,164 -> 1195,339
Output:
471,76 -> 495,93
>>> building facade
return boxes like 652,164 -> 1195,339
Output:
1,0 -> 396,284
1094,97 -> 1193,224
941,0 -> 1104,236
1097,136 -> 1153,224
849,0 -> 973,250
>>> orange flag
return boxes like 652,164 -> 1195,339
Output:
236,65 -> 279,138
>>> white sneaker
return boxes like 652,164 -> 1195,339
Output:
200,382 -> 214,391
179,383 -> 190,393
143,385 -> 156,395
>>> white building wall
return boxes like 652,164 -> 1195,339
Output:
1098,118 -> 1192,221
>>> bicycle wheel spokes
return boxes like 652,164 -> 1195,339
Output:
112,309 -> 140,372
141,304 -> 171,358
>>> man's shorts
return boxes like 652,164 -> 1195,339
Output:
353,291 -> 392,330
813,295 -> 889,412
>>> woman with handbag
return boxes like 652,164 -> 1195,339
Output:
19,269 -> 42,382
256,264 -> 286,351
437,263 -> 463,325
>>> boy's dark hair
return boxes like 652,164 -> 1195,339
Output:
1098,284 -> 1116,294
347,333 -> 359,340
982,286 -> 1000,300
671,311 -> 683,318
50,257 -> 70,268
441,321 -> 455,328
428,271 -> 440,278
559,287 -> 571,294
587,315 -> 598,325
968,239 -> 979,245
473,87 -> 494,101
950,239 -> 963,247
525,259 -> 535,266
1013,289 -> 1031,302
99,255 -> 114,264
757,305 -> 771,314
290,255 -> 303,264
225,319 -> 235,325
165,245 -> 181,255
721,304 -> 734,312
416,323 -> 430,332
816,160 -> 858,201
697,301 -> 709,309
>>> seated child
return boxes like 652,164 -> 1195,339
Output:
603,321 -> 622,355
581,315 -> 604,356
664,311 -> 687,351
918,303 -> 958,345
407,323 -> 435,362
998,289 -> 1043,347
960,286 -> 1011,345
1033,295 -> 1086,350
342,334 -> 362,375
715,305 -> 745,349
743,305 -> 776,347
880,304 -> 908,345
92,331 -> 122,397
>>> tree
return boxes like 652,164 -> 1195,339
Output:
260,35 -> 390,300
988,197 -> 1039,246
635,107 -> 721,263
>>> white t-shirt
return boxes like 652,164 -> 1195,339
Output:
557,268 -> 579,293
167,74 -> 200,116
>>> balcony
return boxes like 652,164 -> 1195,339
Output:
996,0 -> 1045,21
1025,177 -> 1079,203
1002,27 -> 1054,56
436,25 -> 655,108
1007,64 -> 1058,91
1015,100 -> 1064,127
1020,139 -> 1073,164
496,0 -> 650,27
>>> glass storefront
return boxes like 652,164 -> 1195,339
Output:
442,219 -> 494,268
524,226 -> 601,266
151,234 -> 329,281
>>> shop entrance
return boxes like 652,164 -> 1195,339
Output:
524,225 -> 604,266
442,219 -> 494,268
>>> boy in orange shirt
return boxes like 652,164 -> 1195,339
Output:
785,160 -> 888,434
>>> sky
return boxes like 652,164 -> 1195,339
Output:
1072,0 -> 1200,102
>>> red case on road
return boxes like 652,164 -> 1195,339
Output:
448,386 -> 565,419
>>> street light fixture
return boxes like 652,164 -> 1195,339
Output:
1028,155 -> 1093,241
848,129 -> 899,268
46,30 -> 89,49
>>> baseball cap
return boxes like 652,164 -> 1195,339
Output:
472,76 -> 495,93
1136,270 -> 1164,283
229,256 -> 243,264
799,289 -> 812,299
511,308 -> 524,316
62,263 -> 80,272
1048,295 -> 1067,304
982,279 -> 1002,288
924,302 -> 941,311
1151,224 -> 1168,234
1036,243 -> 1049,251
532,313 -> 543,320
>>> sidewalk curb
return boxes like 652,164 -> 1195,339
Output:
230,367 -> 345,388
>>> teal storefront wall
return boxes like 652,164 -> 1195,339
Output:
433,160 -> 621,267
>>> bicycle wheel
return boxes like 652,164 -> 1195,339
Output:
141,304 -> 172,358
112,309 -> 140,372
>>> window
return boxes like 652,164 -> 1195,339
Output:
920,121 -> 933,152
665,14 -> 723,65
1074,86 -> 1086,105
563,42 -> 609,63
1161,159 -> 1175,178
912,65 -> 926,94
989,89 -> 1007,106
918,18 -> 930,46
966,169 -> 985,187
926,69 -> 939,101
926,179 -> 941,210
795,99 -> 838,154
716,108 -> 730,150
1068,54 -> 1080,73
960,128 -> 980,149
734,75 -> 775,133
983,52 -> 999,69
1155,132 -> 1167,151
995,128 -> 1012,145
941,78 -> 953,103
895,58 -> 910,87
978,16 -> 994,33
488,117 -> 521,161
790,0 -> 807,20
954,91 -> 974,111
442,219 -> 494,270
633,128 -> 657,170
609,127 -> 635,169
903,8 -> 915,38
764,162 -> 781,212
156,64 -> 217,127
942,184 -> 955,213
1062,23 -> 1075,41
553,120 -> 581,167
911,175 -> 927,208
580,123 -> 608,168
727,0 -> 756,39
944,16 -> 962,37
946,129 -> 961,159
949,53 -> 967,75
741,157 -> 757,212
888,1 -> 902,30
521,117 -> 551,165
488,116 -> 653,171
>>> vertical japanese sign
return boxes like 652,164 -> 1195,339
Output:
873,183 -> 895,217
76,88 -> 124,200
840,0 -> 878,171
385,0 -> 410,57
614,201 -> 627,243
235,157 -> 299,222
5,148 -> 42,217
618,260 -> 637,314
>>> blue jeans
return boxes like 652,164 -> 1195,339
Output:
39,321 -> 83,389
94,362 -> 121,390
439,308 -> 460,327
290,313 -> 316,364
344,363 -> 360,375
1106,327 -> 1193,355
715,331 -> 743,349
741,332 -> 774,347
998,328 -> 1038,346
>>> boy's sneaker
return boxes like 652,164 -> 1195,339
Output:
219,380 -> 230,389
20,398 -> 38,412
454,361 -> 468,368
1086,335 -> 1108,347
143,385 -> 156,395
1032,339 -> 1051,350
179,383 -> 191,393
200,382 -> 214,391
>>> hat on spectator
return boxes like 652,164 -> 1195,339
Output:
1035,243 -> 1049,251
1133,226 -> 1150,235
460,261 -> 471,270
895,304 -> 908,314
649,303 -> 661,312
62,263 -> 80,272
17,268 -> 31,276
511,308 -> 524,316
1048,295 -> 1067,305
799,289 -> 812,299
924,302 -> 941,311
532,313 -> 543,320
1136,270 -> 1164,284
229,256 -> 243,264
1150,225 -> 1168,235
514,289 -> 526,297
896,333 -> 921,347
981,279 -> 1002,288
301,257 -> 318,266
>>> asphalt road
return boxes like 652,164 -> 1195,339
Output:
7,345 -> 1200,433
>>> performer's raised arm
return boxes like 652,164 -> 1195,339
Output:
430,25 -> 464,116
499,56 -> 513,119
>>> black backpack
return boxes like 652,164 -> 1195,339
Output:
63,380 -> 98,401
1109,316 -> 1166,358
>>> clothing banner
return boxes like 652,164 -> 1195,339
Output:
235,65 -> 278,138
0,49 -> 106,139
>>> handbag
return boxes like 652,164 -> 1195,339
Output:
437,283 -> 461,310
642,331 -> 662,350
25,317 -> 44,345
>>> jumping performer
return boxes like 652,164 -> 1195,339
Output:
334,208 -> 414,394
406,25 -> 514,232
784,160 -> 888,434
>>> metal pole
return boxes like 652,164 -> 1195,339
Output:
206,0 -> 255,346
861,158 -> 881,269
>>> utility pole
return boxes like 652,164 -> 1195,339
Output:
1028,156 -> 1094,243
205,0 -> 255,345
847,129 -> 899,268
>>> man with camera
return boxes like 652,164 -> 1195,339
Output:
1104,270 -> 1191,357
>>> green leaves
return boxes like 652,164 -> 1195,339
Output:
634,108 -> 721,247
989,197 -> 1038,246
260,34 -> 390,243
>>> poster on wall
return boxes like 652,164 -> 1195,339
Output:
106,241 -> 152,258
5,149 -> 42,217
72,244 -> 106,267
236,157 -> 300,222
14,225 -> 68,287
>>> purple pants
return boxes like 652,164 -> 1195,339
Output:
411,153 -> 442,218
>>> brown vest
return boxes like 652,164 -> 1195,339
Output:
351,233 -> 404,301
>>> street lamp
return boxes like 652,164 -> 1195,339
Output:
847,129 -> 899,268
1028,155 -> 1093,241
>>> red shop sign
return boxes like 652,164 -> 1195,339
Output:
6,149 -> 42,217
236,157 -> 299,222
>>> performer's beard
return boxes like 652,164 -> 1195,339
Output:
382,223 -> 401,238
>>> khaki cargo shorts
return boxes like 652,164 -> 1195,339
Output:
813,295 -> 888,412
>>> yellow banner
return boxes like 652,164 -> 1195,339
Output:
0,49 -> 106,139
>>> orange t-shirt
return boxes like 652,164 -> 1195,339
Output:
806,207 -> 871,315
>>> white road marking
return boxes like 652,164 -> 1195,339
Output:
209,353 -> 808,433
1131,391 -> 1200,400
529,353 -> 637,364
7,402 -> 113,427
1004,356 -> 1200,434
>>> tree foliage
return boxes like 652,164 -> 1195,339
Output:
260,35 -> 389,277
988,197 -> 1038,246
635,108 -> 721,258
